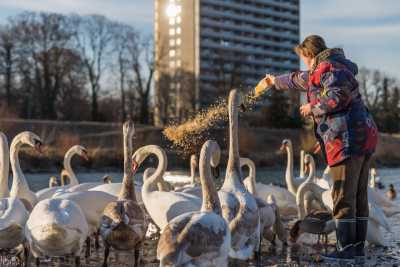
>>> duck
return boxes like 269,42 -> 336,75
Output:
100,121 -> 146,267
131,145 -> 202,230
217,89 -> 260,263
102,175 -> 113,184
370,168 -> 385,190
296,180 -> 391,246
289,209 -> 335,247
386,184 -> 397,200
25,197 -> 89,266
0,132 -> 30,263
240,157 -> 287,245
35,145 -> 89,201
48,177 -> 58,188
157,140 -> 230,266
9,131 -> 44,209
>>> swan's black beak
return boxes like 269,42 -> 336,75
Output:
34,140 -> 44,154
131,160 -> 139,173
239,103 -> 247,112
82,151 -> 89,161
211,166 -> 220,179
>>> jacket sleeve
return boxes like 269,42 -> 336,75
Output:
310,68 -> 353,117
274,71 -> 309,91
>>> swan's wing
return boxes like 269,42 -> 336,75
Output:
366,220 -> 388,246
218,191 -> 239,222
368,202 -> 391,232
158,212 -> 229,264
0,198 -> 29,229
68,182 -> 102,192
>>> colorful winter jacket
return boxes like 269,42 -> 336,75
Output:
275,48 -> 378,166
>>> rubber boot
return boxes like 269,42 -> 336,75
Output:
354,218 -> 368,264
321,220 -> 355,263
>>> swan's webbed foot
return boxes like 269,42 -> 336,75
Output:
75,256 -> 81,267
102,243 -> 110,267
85,237 -> 91,258
134,247 -> 141,267
95,230 -> 100,250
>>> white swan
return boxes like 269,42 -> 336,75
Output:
35,145 -> 88,201
218,89 -> 260,261
296,181 -> 391,246
100,121 -> 146,267
240,155 -> 297,217
132,145 -> 202,231
280,139 -> 307,196
164,154 -> 198,188
10,131 -> 44,209
0,132 -> 30,254
48,176 -> 58,188
158,140 -> 230,267
240,157 -> 287,245
0,132 -> 9,198
25,198 -> 89,266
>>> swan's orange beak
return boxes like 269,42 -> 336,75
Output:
131,160 -> 138,172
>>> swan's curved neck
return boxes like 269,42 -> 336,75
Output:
241,158 -> 256,195
119,129 -> 135,201
142,146 -> 168,194
285,143 -> 297,195
10,135 -> 30,197
200,142 -> 221,214
300,150 -> 305,178
223,90 -> 243,188
0,133 -> 10,198
306,156 -> 316,183
296,182 -> 325,219
190,158 -> 196,186
63,149 -> 79,186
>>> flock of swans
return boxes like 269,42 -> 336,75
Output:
0,89 -> 398,266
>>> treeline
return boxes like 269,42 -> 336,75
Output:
0,11 -> 153,123
358,68 -> 400,133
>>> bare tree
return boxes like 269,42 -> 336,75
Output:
70,14 -> 114,121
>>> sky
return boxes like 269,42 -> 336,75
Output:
0,0 -> 399,77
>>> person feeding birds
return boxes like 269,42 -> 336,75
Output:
256,35 -> 378,263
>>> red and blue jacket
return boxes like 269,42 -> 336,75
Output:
275,48 -> 378,166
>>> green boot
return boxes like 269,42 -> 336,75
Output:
321,220 -> 355,263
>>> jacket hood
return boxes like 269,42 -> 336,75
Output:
311,48 -> 358,75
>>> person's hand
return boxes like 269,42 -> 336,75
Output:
255,74 -> 275,97
300,103 -> 312,117
265,74 -> 275,86
313,142 -> 321,154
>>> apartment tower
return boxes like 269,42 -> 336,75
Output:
154,0 -> 300,126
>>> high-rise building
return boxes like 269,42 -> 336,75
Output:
154,0 -> 300,126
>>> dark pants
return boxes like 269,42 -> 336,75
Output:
330,155 -> 372,220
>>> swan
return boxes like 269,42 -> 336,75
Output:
0,132 -> 30,259
35,145 -> 89,201
10,131 -> 44,209
280,139 -> 307,196
100,121 -> 146,267
158,140 -> 230,267
217,89 -> 260,262
164,154 -> 198,188
240,157 -> 287,245
296,181 -> 391,246
60,169 -> 70,185
0,132 -> 9,198
132,145 -> 202,230
25,198 -> 88,266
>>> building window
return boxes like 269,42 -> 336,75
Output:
176,16 -> 182,23
176,27 -> 181,35
169,61 -> 175,68
169,18 -> 175,25
169,39 -> 175,46
169,50 -> 176,57
169,29 -> 175,36
176,60 -> 181,68
176,38 -> 181,45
